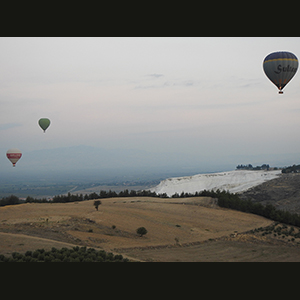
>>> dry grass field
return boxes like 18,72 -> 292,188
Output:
1,197 -> 299,261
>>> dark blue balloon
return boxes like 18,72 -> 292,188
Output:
263,51 -> 298,94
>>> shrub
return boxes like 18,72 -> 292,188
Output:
32,251 -> 39,258
114,254 -> 124,261
38,253 -> 45,261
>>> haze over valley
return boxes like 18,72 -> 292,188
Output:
1,143 -> 300,198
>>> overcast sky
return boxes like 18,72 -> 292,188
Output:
1,37 -> 300,172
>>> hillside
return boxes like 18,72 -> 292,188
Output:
1,196 -> 300,261
151,170 -> 281,197
0,197 -> 275,260
240,173 -> 300,214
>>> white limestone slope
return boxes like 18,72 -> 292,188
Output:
151,170 -> 281,197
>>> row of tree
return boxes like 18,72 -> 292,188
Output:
0,246 -> 129,262
281,164 -> 300,173
237,163 -> 300,173
0,190 -> 165,206
209,190 -> 300,227
0,195 -> 20,206
26,189 -> 162,204
236,164 -> 271,170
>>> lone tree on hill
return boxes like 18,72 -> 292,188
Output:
93,200 -> 102,211
136,227 -> 148,237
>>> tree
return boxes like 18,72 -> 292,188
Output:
100,190 -> 108,198
25,196 -> 35,203
89,192 -> 99,200
93,200 -> 102,211
136,227 -> 148,237
0,195 -> 20,206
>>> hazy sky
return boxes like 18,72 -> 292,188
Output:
1,37 -> 300,172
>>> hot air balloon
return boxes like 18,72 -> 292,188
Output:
263,51 -> 298,94
38,118 -> 51,133
6,148 -> 22,167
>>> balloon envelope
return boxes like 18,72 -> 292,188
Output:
263,51 -> 298,93
6,148 -> 22,167
38,118 -> 51,132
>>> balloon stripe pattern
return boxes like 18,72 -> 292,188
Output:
263,51 -> 298,93
6,148 -> 22,167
